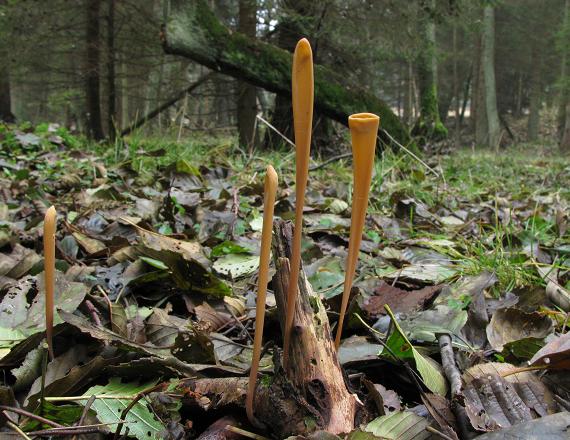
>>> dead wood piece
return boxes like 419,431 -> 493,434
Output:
253,220 -> 359,436
195,415 -> 242,440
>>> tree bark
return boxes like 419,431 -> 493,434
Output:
559,0 -> 570,152
527,47 -> 542,142
562,102 -> 570,152
413,0 -> 447,141
249,220 -> 360,436
106,0 -> 116,141
481,4 -> 501,149
0,0 -> 13,123
403,60 -> 413,125
453,23 -> 460,148
161,0 -> 410,147
86,0 -> 104,140
0,58 -> 13,123
237,0 -> 258,148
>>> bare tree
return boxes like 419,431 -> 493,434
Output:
237,0 -> 258,148
86,0 -> 104,140
481,2 -> 501,149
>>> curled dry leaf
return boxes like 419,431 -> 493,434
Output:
529,332 -> 570,370
362,281 -> 444,317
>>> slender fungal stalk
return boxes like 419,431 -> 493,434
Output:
334,113 -> 379,350
283,38 -> 314,367
246,166 -> 278,426
43,206 -> 57,360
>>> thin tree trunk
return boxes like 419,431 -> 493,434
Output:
562,103 -> 570,152
86,0 -> 104,140
0,0 -> 13,122
527,48 -> 542,142
237,0 -> 258,148
413,0 -> 447,140
475,35 -> 489,146
0,60 -> 13,123
515,73 -> 523,117
559,0 -> 570,151
459,68 -> 471,124
481,4 -> 501,149
403,60 -> 413,125
471,38 -> 480,135
106,0 -> 116,141
453,23 -> 460,148
119,51 -> 128,130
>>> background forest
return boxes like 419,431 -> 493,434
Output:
1,0 -> 569,151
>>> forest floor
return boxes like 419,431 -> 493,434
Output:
1,122 -> 570,439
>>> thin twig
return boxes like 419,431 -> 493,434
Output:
0,405 -> 64,428
426,425 -> 456,440
309,152 -> 352,171
72,394 -> 97,440
26,422 -> 117,437
6,421 -> 32,440
84,300 -> 102,327
226,306 -> 253,343
113,383 -> 164,440
225,425 -> 271,440
438,334 -> 462,398
256,115 -> 295,147
380,129 -> 445,185
45,395 -> 139,402
97,284 -> 114,329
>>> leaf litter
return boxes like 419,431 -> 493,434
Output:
0,124 -> 569,438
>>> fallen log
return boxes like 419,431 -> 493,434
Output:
161,0 -> 411,147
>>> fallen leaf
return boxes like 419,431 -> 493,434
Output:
363,281 -> 443,317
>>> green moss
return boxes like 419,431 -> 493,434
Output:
167,0 -> 412,147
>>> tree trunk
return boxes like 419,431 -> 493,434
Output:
559,0 -> 570,151
106,0 -> 116,141
0,0 -> 13,123
403,60 -> 413,125
453,23 -> 460,148
161,0 -> 410,147
0,59 -> 13,123
527,48 -> 542,142
474,34 -> 488,146
562,102 -> 570,152
481,4 -> 501,149
86,0 -> 104,140
237,0 -> 258,148
413,0 -> 447,141
119,51 -> 128,130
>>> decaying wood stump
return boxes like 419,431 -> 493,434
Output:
182,220 -> 361,437
251,220 -> 361,436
